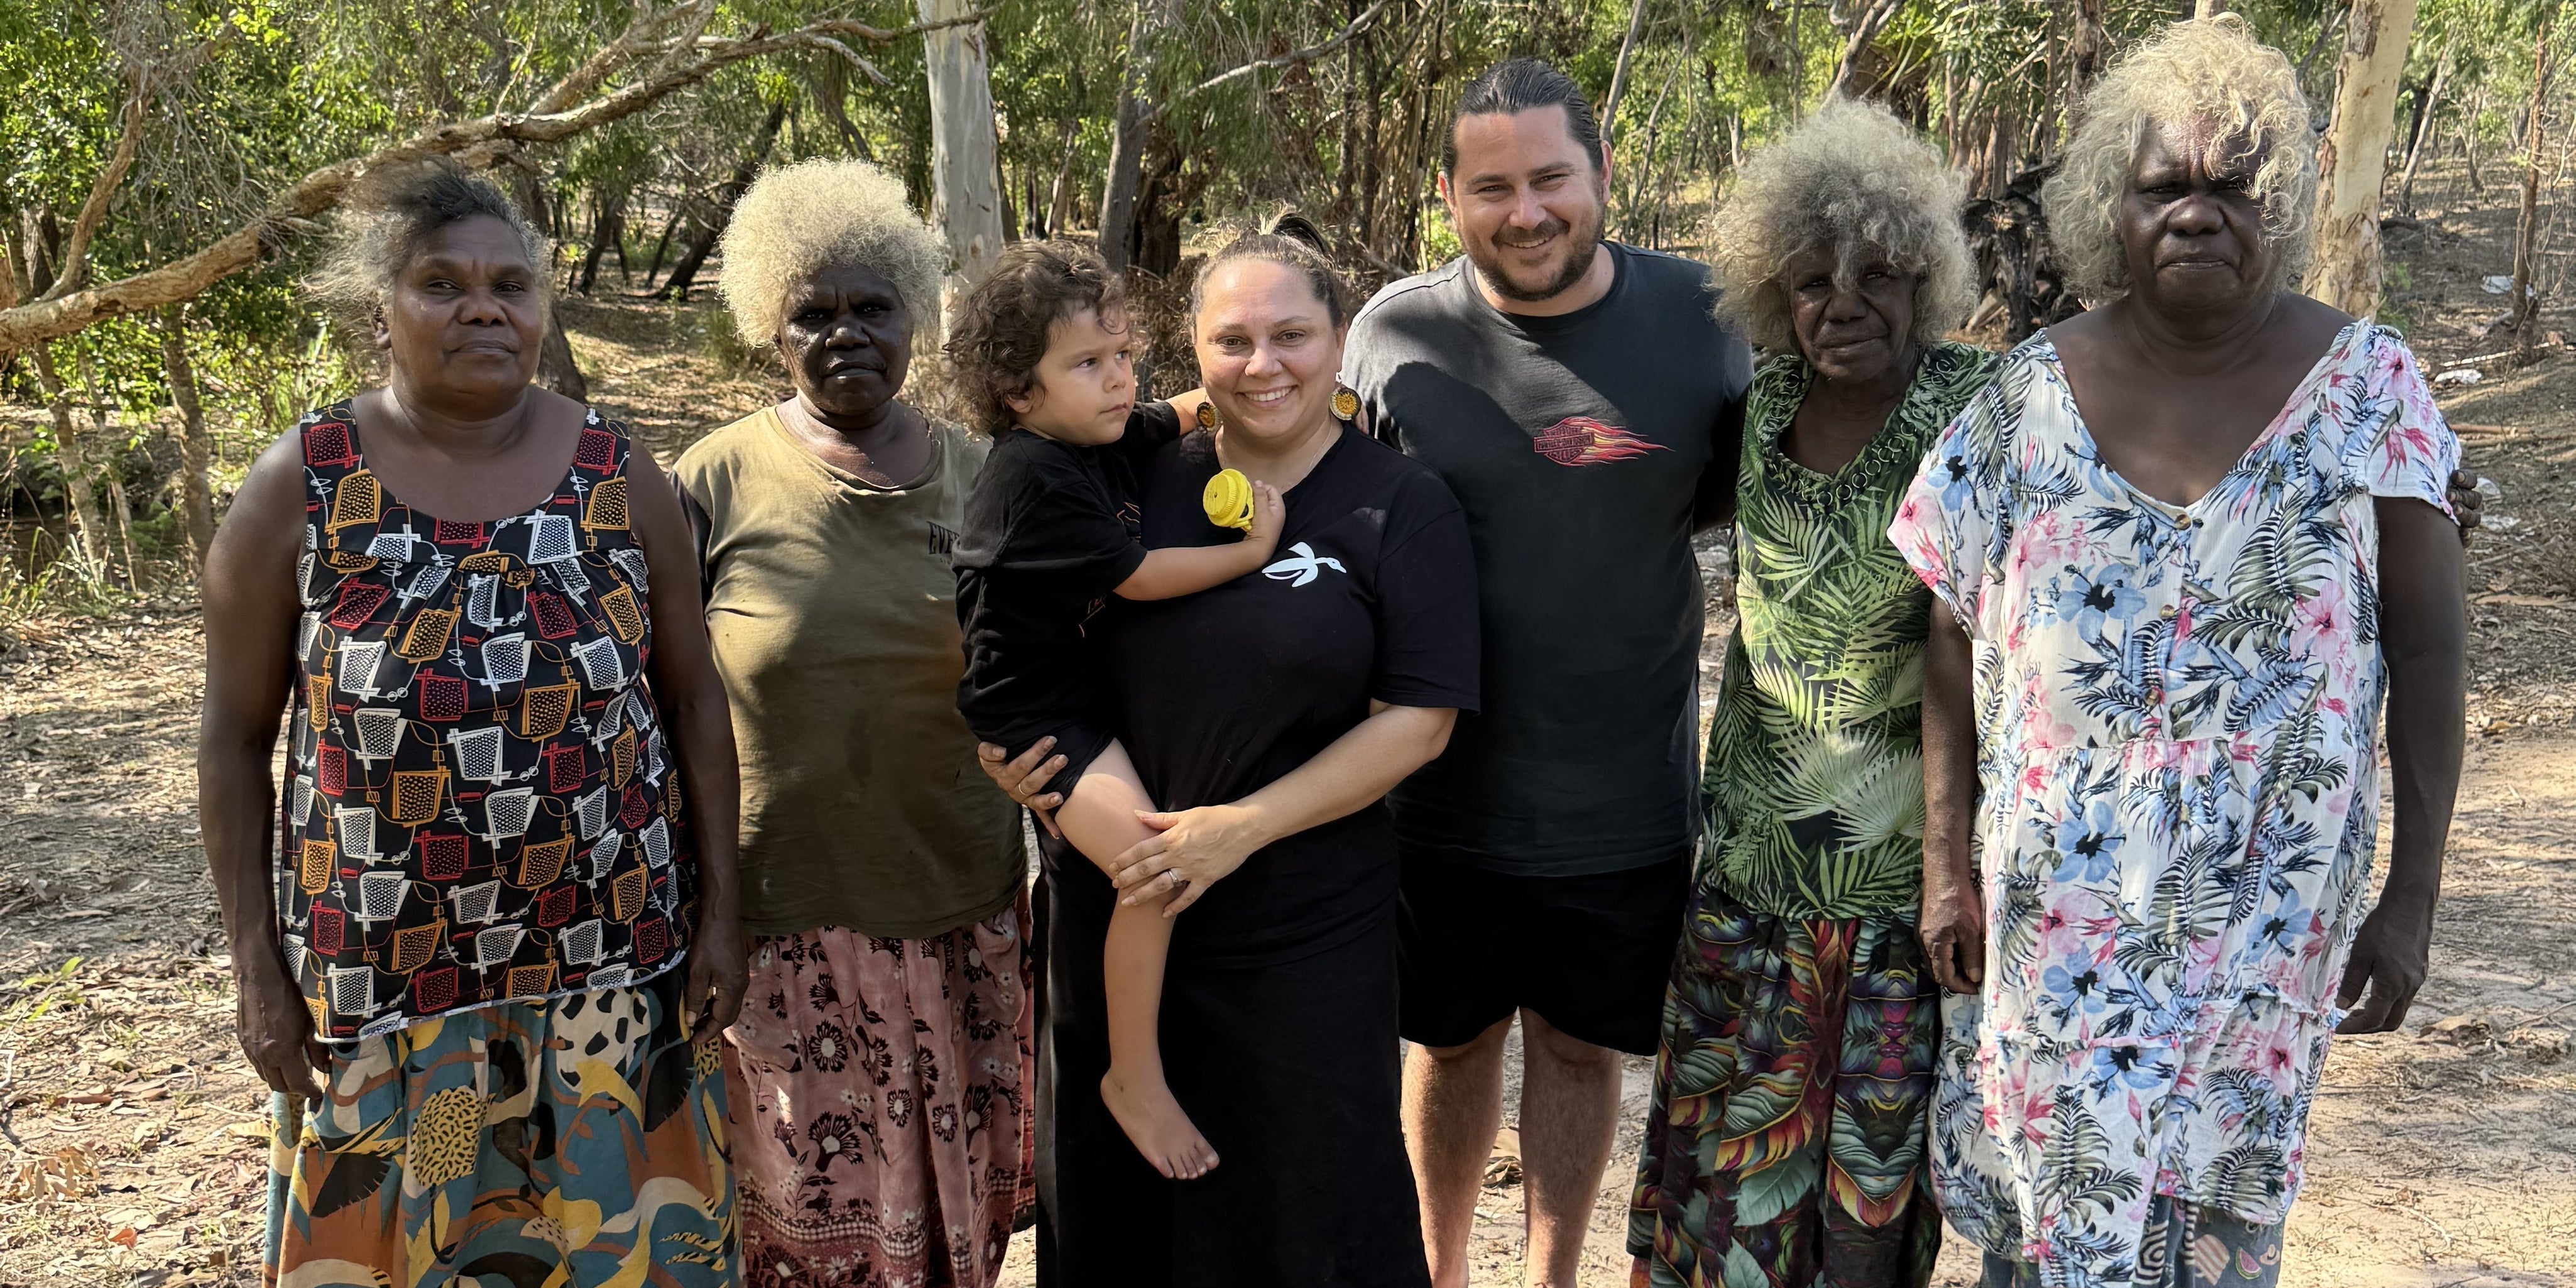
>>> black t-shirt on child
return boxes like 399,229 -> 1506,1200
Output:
952,417 -> 1179,756
1044,403 -> 1482,967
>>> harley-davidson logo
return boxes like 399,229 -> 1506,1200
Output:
1531,416 -> 1667,466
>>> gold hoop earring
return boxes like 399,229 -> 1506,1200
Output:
1331,386 -> 1360,421
1194,400 -> 1220,431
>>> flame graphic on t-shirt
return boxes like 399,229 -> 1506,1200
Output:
1531,416 -> 1668,466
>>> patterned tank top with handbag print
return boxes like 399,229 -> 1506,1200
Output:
281,400 -> 696,1040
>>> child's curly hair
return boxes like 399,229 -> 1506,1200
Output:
946,241 -> 1130,435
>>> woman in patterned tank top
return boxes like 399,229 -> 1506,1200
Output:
197,156 -> 746,1287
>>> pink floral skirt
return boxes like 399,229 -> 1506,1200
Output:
721,895 -> 1035,1287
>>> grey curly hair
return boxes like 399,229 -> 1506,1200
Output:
307,153 -> 550,322
718,158 -> 946,344
2042,14 -> 2317,303
1704,97 -> 1974,354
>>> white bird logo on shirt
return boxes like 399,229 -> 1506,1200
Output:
1263,542 -> 1346,587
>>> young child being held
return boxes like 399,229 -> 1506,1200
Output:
948,242 -> 1280,1180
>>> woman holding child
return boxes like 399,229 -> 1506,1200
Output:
965,219 -> 1476,1285
675,160 -> 1033,1287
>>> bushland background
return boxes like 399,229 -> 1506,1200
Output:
3,0 -> 2573,1284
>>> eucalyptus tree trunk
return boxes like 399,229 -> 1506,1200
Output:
1100,0 -> 1184,273
2304,0 -> 2420,319
1600,0 -> 1650,150
73,347 -> 131,586
30,344 -> 107,577
2513,18 -> 2553,361
577,188 -> 626,294
657,101 -> 788,300
158,307 -> 216,570
920,0 -> 1007,324
501,170 -> 593,400
2394,38 -> 2455,218
1046,121 -> 1081,234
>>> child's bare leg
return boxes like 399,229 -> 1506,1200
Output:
1055,741 -> 1219,1180
1100,902 -> 1217,1178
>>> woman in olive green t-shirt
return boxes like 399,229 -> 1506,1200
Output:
674,160 -> 1030,1288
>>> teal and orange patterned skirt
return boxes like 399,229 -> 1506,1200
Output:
263,969 -> 736,1287
1628,885 -> 1940,1288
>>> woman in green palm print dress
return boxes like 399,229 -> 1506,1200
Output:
1627,99 -> 1994,1288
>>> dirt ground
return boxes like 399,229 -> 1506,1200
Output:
6,207 -> 2576,1285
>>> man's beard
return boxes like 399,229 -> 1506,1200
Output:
1467,202 -> 1605,303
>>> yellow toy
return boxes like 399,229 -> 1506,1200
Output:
1203,468 -> 1255,532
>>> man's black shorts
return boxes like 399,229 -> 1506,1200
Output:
1395,849 -> 1690,1056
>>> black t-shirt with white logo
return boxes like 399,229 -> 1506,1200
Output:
1342,243 -> 1753,875
1045,405 -> 1481,966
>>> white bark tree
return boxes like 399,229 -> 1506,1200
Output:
920,0 -> 1007,325
2304,0 -> 2421,318
29,345 -> 109,578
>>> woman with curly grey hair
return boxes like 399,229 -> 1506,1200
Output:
1624,96 -> 1985,1288
1891,16 -> 2466,1287
198,154 -> 744,1285
670,159 -> 1032,1287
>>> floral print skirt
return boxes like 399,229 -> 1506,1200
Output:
721,895 -> 1035,1288
1980,1196 -> 2284,1287
1628,885 -> 1940,1288
263,969 -> 736,1287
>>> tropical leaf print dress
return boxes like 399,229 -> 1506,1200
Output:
1886,324 -> 2457,1288
263,403 -> 735,1287
1629,342 -> 1998,1288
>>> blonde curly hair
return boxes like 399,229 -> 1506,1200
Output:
1704,97 -> 1974,354
718,158 -> 946,345
2043,14 -> 2317,303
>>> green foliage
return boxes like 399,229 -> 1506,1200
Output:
0,958 -> 89,1031
0,0 -> 2554,590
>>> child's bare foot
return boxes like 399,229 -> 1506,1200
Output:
1101,1067 -> 1219,1179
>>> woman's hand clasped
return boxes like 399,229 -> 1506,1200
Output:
1113,804 -> 1269,917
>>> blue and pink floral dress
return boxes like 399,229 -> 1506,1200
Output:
1887,322 -> 2456,1288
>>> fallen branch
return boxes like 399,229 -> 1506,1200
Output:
2435,342 -> 2567,372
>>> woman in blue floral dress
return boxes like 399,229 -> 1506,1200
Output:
1890,17 -> 2467,1288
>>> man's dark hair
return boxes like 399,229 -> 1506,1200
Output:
1443,58 -> 1605,178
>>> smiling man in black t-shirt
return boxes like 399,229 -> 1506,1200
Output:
1340,58 -> 1751,1288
